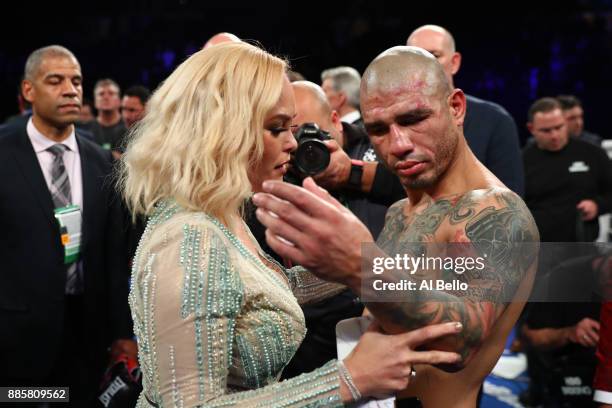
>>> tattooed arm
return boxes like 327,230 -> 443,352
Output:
253,181 -> 539,365
362,190 -> 539,364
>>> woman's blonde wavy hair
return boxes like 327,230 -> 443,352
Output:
120,42 -> 287,223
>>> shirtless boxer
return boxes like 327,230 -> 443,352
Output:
253,46 -> 539,407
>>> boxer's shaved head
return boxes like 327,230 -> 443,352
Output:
359,46 -> 466,191
361,46 -> 451,102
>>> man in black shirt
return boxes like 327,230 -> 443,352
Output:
523,97 -> 612,243
121,85 -> 150,130
90,78 -> 127,158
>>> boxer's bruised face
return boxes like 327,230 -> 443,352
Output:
362,74 -> 461,190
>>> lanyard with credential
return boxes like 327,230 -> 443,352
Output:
52,146 -> 82,264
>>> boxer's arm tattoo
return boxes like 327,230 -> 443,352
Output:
368,191 -> 539,362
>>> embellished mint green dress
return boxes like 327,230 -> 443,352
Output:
130,202 -> 345,407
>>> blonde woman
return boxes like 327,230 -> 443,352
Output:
121,42 -> 462,407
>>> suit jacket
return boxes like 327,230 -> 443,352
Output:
0,120 -> 132,380
464,94 -> 525,196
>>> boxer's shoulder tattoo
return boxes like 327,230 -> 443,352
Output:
465,191 -> 539,301
367,189 -> 540,362
376,199 -> 408,251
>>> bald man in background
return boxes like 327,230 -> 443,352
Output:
407,25 -> 524,196
291,81 -> 407,209
202,32 -> 241,48
292,80 -> 392,238
254,46 -> 538,407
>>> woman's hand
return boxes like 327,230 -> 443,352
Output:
341,321 -> 463,401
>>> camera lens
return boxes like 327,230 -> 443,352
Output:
304,145 -> 320,161
295,140 -> 330,175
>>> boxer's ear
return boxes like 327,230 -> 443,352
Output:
447,88 -> 466,126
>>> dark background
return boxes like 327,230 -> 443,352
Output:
1,0 -> 611,144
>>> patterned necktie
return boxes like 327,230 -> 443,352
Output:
47,144 -> 82,294
47,144 -> 72,208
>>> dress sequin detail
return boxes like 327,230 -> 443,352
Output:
129,202 -> 343,407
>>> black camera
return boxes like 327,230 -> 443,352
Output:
291,123 -> 332,176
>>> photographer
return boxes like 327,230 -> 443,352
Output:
247,80 -> 404,256
291,80 -> 404,238
305,114 -> 406,210
245,80 -> 404,379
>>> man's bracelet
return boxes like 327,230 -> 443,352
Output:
337,360 -> 362,401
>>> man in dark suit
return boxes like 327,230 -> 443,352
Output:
0,45 -> 135,406
407,24 -> 525,196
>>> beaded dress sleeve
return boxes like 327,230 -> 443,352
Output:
247,227 -> 347,305
284,265 -> 347,305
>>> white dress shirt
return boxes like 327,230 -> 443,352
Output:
340,110 -> 361,125
27,118 -> 83,210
